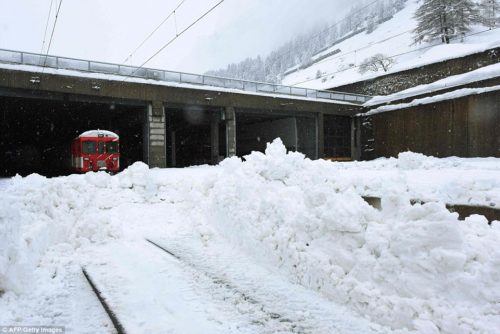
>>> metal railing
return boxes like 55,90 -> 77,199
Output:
0,48 -> 372,104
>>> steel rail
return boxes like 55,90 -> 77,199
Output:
82,267 -> 127,334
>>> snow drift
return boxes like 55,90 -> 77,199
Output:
210,141 -> 500,333
1,139 -> 499,333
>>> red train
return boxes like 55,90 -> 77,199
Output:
71,130 -> 120,173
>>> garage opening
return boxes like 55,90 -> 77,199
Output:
0,94 -> 147,177
166,106 -> 226,167
236,110 -> 317,159
324,115 -> 351,160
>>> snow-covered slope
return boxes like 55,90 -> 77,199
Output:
282,0 -> 500,90
1,140 -> 500,333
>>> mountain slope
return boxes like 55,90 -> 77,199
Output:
282,0 -> 500,91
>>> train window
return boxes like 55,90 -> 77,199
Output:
107,142 -> 118,153
82,141 -> 96,154
98,142 -> 105,154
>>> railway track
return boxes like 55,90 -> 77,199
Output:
145,238 -> 305,333
82,268 -> 127,334
82,239 -> 310,333
81,238 -> 382,333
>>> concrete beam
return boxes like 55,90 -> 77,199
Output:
0,68 -> 363,117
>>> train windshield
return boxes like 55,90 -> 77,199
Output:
82,141 -> 96,154
98,142 -> 105,154
107,141 -> 119,153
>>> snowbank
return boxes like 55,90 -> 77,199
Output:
0,163 -> 152,293
1,141 -> 499,333
209,140 -> 500,333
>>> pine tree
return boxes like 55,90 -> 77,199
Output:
413,0 -> 480,44
366,15 -> 378,33
478,0 -> 500,29
452,0 -> 480,38
376,0 -> 388,23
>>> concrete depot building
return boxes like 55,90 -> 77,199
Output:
0,53 -> 367,176
1,46 -> 499,177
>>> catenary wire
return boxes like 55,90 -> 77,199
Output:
123,0 -> 187,64
306,28 -> 414,69
123,0 -> 225,81
43,0 -> 63,67
40,0 -> 55,54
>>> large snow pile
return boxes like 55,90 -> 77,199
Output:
282,0 -> 500,90
0,163 -> 152,293
209,140 -> 500,333
1,139 -> 499,333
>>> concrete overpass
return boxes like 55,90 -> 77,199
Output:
0,48 -> 370,176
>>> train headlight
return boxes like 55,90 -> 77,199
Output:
83,157 -> 90,161
112,157 -> 118,161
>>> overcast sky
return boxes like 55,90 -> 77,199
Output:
0,0 -> 353,73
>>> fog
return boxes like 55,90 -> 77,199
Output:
0,0 -> 353,73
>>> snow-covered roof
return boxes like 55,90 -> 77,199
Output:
78,130 -> 119,138
363,84 -> 500,116
364,62 -> 500,107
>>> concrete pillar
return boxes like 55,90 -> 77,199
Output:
225,106 -> 236,157
210,111 -> 220,164
147,101 -> 166,168
317,113 -> 324,159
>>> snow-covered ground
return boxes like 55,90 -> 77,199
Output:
1,140 -> 500,333
282,0 -> 500,90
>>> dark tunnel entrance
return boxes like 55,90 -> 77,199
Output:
166,106 -> 226,167
236,110 -> 318,159
324,115 -> 352,160
0,94 -> 147,177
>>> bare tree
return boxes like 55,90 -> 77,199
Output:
358,54 -> 395,74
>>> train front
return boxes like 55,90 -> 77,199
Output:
71,130 -> 120,173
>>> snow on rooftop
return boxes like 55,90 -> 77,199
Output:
0,62 -> 358,106
364,84 -> 500,115
78,129 -> 119,138
365,62 -> 500,107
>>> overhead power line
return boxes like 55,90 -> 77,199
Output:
40,0 -> 55,54
43,0 -> 64,66
45,0 -> 63,56
123,0 -> 225,81
123,0 -> 187,64
289,26 -> 500,87
305,28 -> 414,70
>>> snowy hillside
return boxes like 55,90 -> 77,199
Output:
282,0 -> 500,90
1,140 -> 500,333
